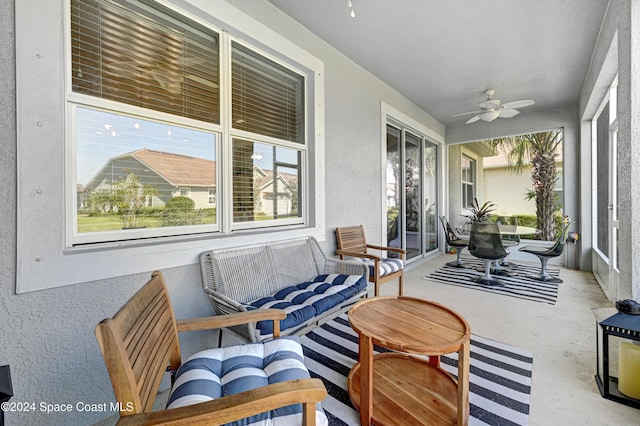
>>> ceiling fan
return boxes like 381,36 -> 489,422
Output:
451,89 -> 535,124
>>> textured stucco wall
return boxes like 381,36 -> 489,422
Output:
579,0 -> 639,300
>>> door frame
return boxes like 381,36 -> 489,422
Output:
591,78 -> 619,300
381,103 -> 444,264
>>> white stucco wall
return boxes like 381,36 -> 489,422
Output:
579,0 -> 639,300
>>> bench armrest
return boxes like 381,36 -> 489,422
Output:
324,256 -> 370,277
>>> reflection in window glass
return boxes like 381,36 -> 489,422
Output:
232,140 -> 301,224
424,140 -> 438,252
76,107 -> 216,235
461,155 -> 476,208
71,0 -> 220,124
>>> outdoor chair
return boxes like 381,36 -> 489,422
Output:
335,225 -> 405,296
519,220 -> 574,283
468,221 -> 508,286
95,270 -> 327,426
440,215 -> 469,268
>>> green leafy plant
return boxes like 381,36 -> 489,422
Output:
462,198 -> 496,223
112,171 -> 158,229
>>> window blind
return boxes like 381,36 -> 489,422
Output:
232,42 -> 304,143
71,0 -> 219,124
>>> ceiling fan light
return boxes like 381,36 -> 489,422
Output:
480,111 -> 500,122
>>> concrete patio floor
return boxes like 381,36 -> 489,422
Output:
390,253 -> 639,426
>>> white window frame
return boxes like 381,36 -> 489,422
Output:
15,0 -> 325,293
461,154 -> 476,209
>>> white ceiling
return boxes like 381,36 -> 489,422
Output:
266,0 -> 609,126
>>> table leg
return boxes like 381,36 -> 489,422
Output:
428,354 -> 440,367
359,334 -> 373,426
457,340 -> 471,426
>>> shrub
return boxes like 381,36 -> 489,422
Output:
161,196 -> 199,226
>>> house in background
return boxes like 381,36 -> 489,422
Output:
81,148 -> 217,210
483,153 -> 563,218
253,166 -> 298,218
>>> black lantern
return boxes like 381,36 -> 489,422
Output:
595,311 -> 640,408
0,365 -> 12,426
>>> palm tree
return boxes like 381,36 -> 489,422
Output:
490,130 -> 562,240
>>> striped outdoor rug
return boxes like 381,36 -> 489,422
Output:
423,256 -> 560,305
301,314 -> 533,426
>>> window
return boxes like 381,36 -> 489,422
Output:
232,140 -> 301,226
69,0 -> 305,245
461,155 -> 476,208
15,0 -> 324,292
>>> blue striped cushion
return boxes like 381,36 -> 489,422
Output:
244,274 -> 367,338
167,336 -> 328,426
345,256 -> 404,277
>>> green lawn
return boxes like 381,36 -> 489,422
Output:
77,213 -> 216,233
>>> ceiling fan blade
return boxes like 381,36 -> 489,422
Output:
500,99 -> 535,110
480,111 -> 500,122
499,108 -> 520,118
451,110 -> 483,118
465,115 -> 481,124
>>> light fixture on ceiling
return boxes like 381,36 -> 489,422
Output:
347,0 -> 355,18
479,110 -> 500,123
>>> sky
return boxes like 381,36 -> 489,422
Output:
76,107 -> 301,185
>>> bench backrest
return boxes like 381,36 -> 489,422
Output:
200,237 -> 328,304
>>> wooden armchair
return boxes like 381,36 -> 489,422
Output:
335,225 -> 406,296
95,271 -> 327,426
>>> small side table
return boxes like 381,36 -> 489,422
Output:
347,296 -> 471,425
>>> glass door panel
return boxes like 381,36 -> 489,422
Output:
386,125 -> 402,251
424,140 -> 438,252
405,132 -> 421,260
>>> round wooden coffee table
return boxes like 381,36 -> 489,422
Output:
347,296 -> 471,425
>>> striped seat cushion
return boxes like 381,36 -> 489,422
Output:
244,274 -> 367,339
345,256 -> 404,277
167,336 -> 328,426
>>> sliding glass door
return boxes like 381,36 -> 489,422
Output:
386,123 -> 439,261
592,80 -> 619,300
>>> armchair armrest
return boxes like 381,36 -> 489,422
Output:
366,244 -> 406,257
117,378 -> 327,426
335,249 -> 381,262
177,309 -> 286,336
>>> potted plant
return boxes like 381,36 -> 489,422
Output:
462,198 -> 496,223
